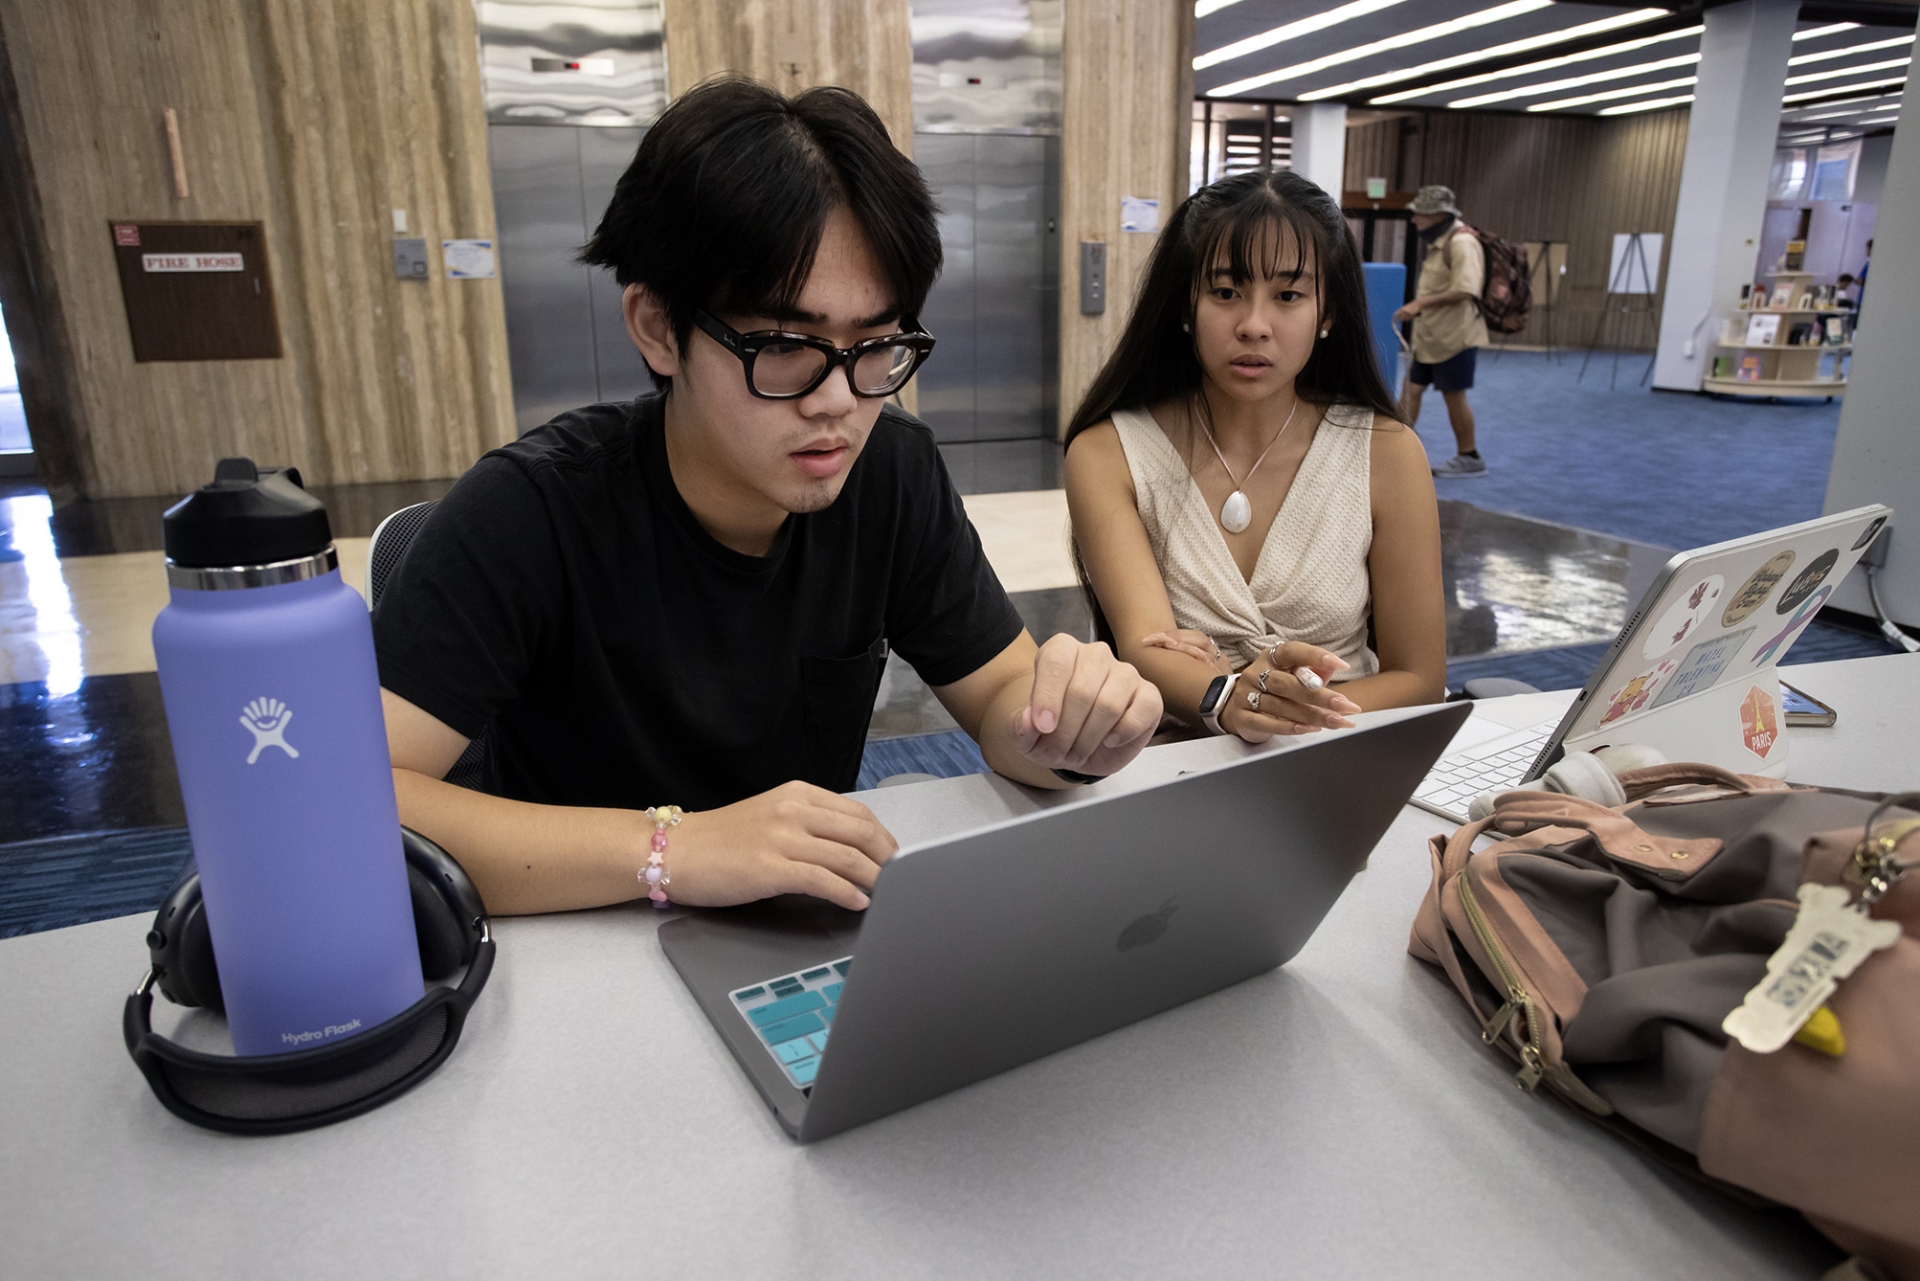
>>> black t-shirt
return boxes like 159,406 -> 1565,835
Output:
372,393 -> 1023,811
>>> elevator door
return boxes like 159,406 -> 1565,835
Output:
914,133 -> 1058,445
490,124 -> 655,434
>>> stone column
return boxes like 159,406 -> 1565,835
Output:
1289,102 -> 1348,200
1650,0 -> 1797,391
1823,13 -> 1920,628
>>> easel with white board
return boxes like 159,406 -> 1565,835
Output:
1578,231 -> 1661,389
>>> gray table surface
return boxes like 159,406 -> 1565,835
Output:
3,653 -> 1914,1280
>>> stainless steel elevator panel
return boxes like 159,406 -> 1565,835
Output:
914,132 -> 1057,446
580,126 -> 656,405
490,125 -> 599,434
973,134 -> 1051,439
915,135 -> 978,444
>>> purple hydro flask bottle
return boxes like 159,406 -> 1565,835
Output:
151,458 -> 423,1057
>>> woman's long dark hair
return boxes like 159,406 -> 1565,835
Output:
1063,169 -> 1396,449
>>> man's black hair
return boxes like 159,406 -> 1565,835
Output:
581,76 -> 941,378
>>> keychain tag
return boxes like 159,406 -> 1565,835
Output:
1723,883 -> 1900,1054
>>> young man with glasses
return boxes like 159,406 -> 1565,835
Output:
373,79 -> 1162,916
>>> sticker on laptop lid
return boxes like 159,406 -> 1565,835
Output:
1775,548 -> 1839,615
1721,551 -> 1794,627
1740,685 -> 1780,758
1650,627 -> 1755,710
1751,585 -> 1833,668
1723,882 -> 1898,1054
1643,574 -> 1725,659
1599,659 -> 1678,726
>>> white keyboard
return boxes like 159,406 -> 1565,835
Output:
1411,720 -> 1556,822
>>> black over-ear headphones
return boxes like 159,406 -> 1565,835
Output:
124,827 -> 494,1135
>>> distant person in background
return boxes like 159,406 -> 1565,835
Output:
1394,185 -> 1488,479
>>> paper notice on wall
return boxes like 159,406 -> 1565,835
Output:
1606,233 -> 1662,293
1120,197 -> 1160,234
442,239 -> 497,279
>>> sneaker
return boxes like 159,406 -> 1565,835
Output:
1432,453 -> 1487,478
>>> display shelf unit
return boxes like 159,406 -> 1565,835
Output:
1707,271 -> 1849,399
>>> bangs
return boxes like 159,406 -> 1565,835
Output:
1197,194 -> 1321,289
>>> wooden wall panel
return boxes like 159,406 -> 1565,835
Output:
0,0 -> 514,499
661,0 -> 914,156
1059,0 -> 1194,433
1342,106 -> 1691,351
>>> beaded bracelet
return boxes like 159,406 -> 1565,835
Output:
642,805 -> 683,909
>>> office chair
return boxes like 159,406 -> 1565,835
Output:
367,501 -> 489,791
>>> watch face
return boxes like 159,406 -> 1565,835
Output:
1201,674 -> 1229,713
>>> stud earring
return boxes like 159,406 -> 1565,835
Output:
1319,328 -> 1330,339
1182,322 -> 1192,333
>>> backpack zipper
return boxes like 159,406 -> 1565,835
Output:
1457,873 -> 1546,1091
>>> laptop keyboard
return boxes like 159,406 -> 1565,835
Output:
730,957 -> 853,1091
1412,723 -> 1554,820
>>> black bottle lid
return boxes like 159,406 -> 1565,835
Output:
162,457 -> 333,568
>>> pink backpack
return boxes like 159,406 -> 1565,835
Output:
1410,766 -> 1920,1278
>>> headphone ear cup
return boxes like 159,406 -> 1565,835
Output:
147,869 -> 225,1012
400,827 -> 486,982
1542,750 -> 1627,808
408,861 -> 468,981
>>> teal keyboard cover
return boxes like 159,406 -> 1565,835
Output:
729,957 -> 853,1090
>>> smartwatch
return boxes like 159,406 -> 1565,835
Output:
1199,673 -> 1239,736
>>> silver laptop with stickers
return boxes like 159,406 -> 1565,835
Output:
1413,504 -> 1890,822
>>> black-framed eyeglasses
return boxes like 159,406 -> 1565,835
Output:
691,308 -> 936,400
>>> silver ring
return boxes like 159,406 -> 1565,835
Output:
1257,669 -> 1271,693
1246,689 -> 1261,709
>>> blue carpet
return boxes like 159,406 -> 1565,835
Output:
1415,350 -> 1842,551
856,729 -> 990,790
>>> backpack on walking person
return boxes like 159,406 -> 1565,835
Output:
1447,224 -> 1533,335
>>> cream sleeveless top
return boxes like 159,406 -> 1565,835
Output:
1111,404 -> 1379,681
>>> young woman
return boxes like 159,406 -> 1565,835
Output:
1063,169 -> 1445,743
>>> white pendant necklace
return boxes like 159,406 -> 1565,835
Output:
1197,397 -> 1299,534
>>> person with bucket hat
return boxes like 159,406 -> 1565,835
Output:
1393,185 -> 1489,478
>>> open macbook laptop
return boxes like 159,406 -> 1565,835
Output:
1413,504 -> 1890,823
659,701 -> 1470,1142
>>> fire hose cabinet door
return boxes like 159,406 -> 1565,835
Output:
110,220 -> 282,362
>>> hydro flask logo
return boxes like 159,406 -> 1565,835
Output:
240,697 -> 300,764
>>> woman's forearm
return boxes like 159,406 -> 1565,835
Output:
1329,666 -> 1445,711
1115,641 -> 1221,730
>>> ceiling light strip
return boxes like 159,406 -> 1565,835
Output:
1597,94 -> 1693,116
1782,75 -> 1908,103
1784,56 -> 1910,88
1785,90 -> 1901,113
1366,18 -> 1690,104
1788,34 -> 1914,66
1207,0 -> 1554,97
1194,0 -> 1410,72
1792,23 -> 1860,43
1528,74 -> 1696,112
1449,51 -> 1698,108
1299,8 -> 1666,102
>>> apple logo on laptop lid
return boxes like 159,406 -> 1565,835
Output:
1118,897 -> 1179,952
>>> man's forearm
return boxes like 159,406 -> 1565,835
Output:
1420,289 -> 1474,308
393,769 -> 650,915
